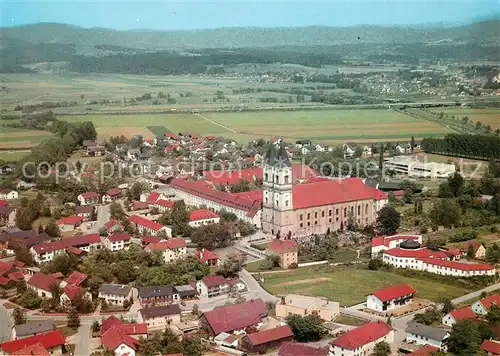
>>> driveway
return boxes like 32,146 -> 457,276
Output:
89,204 -> 111,234
73,324 -> 90,356
0,305 -> 12,343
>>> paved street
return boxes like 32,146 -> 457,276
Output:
73,324 -> 90,356
239,269 -> 279,304
89,204 -> 111,234
0,306 -> 12,343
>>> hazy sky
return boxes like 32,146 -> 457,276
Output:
2,0 -> 498,30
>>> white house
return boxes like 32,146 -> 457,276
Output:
366,284 -> 416,313
139,191 -> 167,203
78,192 -> 100,205
0,189 -> 18,200
75,205 -> 94,221
330,321 -> 393,356
98,284 -> 135,306
128,215 -> 171,237
145,238 -> 186,263
405,322 -> 450,351
151,199 -> 174,213
103,233 -> 131,252
442,307 -> 476,327
472,294 -> 500,315
188,209 -> 220,227
102,188 -> 122,203
371,234 -> 423,257
196,275 -> 230,298
137,305 -> 182,329
27,272 -> 64,299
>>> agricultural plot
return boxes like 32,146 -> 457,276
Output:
147,126 -> 172,136
430,108 -> 500,129
262,265 -> 471,306
0,128 -> 53,149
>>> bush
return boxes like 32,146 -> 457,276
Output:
289,262 -> 298,269
250,243 -> 266,251
449,229 -> 478,243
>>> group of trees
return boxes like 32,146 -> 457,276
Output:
421,134 -> 500,160
298,233 -> 340,262
286,314 -> 327,342
138,328 -> 203,356
376,205 -> 401,235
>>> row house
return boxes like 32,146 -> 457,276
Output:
188,209 -> 220,227
196,275 -> 230,298
138,284 -> 180,307
366,284 -> 416,313
103,233 -> 131,252
128,215 -> 171,237
145,238 -> 186,263
77,192 -> 100,205
330,321 -> 393,356
98,284 -> 135,306
102,188 -> 122,203
30,233 -> 102,264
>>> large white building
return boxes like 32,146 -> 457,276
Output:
145,238 -> 187,264
330,321 -> 393,356
371,234 -> 423,257
472,294 -> 500,315
366,284 -> 416,313
405,322 -> 450,351
384,156 -> 455,178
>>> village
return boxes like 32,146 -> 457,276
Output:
0,129 -> 499,356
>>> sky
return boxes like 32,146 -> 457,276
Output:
1,0 -> 498,31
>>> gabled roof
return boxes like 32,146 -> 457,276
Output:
106,188 -> 122,197
0,330 -> 65,353
371,234 -> 421,248
371,284 -> 416,302
188,209 -> 219,222
129,215 -> 165,231
138,285 -> 175,299
104,219 -> 123,231
244,325 -> 293,346
62,284 -> 84,301
56,215 -> 83,225
13,320 -> 56,338
80,192 -> 99,199
331,321 -> 392,350
146,192 -> 161,203
0,261 -> 14,276
149,238 -> 186,251
278,342 -> 329,356
419,258 -> 494,271
383,248 -> 448,259
141,236 -> 161,245
101,327 -> 140,351
99,283 -> 132,297
407,345 -> 440,356
106,233 -> 130,242
102,316 -> 122,334
65,271 -> 87,286
27,272 -> 61,291
139,304 -> 181,319
32,234 -> 100,254
114,323 -> 148,335
405,322 -> 449,341
478,294 -> 500,310
0,200 -> 8,207
75,205 -> 94,214
201,274 -> 227,288
202,299 -> 267,335
195,248 -> 219,263
449,306 -> 476,321
131,201 -> 150,210
154,199 -> 175,208
481,339 -> 500,355
11,342 -> 50,355
268,239 -> 297,253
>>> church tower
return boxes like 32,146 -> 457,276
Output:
262,141 -> 294,239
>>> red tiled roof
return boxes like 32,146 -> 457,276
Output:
0,261 -> 13,276
56,215 -> 83,225
149,238 -> 186,251
101,327 -> 140,351
203,299 -> 267,335
75,205 -> 94,214
164,133 -> 179,139
201,274 -> 227,288
293,178 -> 386,209
231,190 -> 263,203
331,321 -> 392,350
66,246 -> 85,255
50,272 -> 64,279
278,342 -> 329,356
449,306 -> 476,321
0,330 -> 65,353
268,239 -> 297,253
419,258 -> 495,271
104,219 -> 123,231
141,236 -> 161,245
383,248 -> 449,259
102,316 -> 123,334
62,284 -> 83,301
131,201 -> 150,211
11,342 -> 50,355
12,260 -> 25,268
80,192 -> 99,199
372,284 -> 416,302
195,248 -> 219,263
481,339 -> 500,355
107,233 -> 130,242
129,215 -> 165,231
188,209 -> 219,222
246,325 -> 293,346
0,276 -> 11,286
106,188 -> 122,197
28,272 -> 61,291
371,234 -> 421,248
154,199 -> 175,208
146,192 -> 161,203
7,271 -> 25,282
479,294 -> 500,310
115,323 -> 148,335
32,234 -> 100,254
0,200 -> 8,207
65,271 -> 87,286
407,345 -> 440,356
170,178 -> 261,217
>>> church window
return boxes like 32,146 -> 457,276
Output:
265,197 -> 268,204
321,211 -> 325,217
365,204 -> 369,214
285,200 -> 289,207
315,220 -> 318,225
300,223 -> 303,227
329,210 -> 332,216
329,218 -> 332,223
284,175 -> 289,184
307,222 -> 310,227
357,206 -> 361,215
314,212 -> 318,218
275,175 -> 279,183
307,213 -> 310,219
265,173 -> 269,181
344,208 -> 347,217
275,200 -> 279,206
300,214 -> 303,220
336,208 -> 339,215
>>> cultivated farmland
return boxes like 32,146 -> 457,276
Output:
430,108 -> 500,129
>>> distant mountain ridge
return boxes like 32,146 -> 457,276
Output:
1,21 -> 498,50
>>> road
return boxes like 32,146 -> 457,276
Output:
73,324 -> 90,356
89,204 -> 110,234
0,305 -> 12,343
239,269 -> 279,304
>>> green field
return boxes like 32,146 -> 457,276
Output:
430,108 -> 500,129
0,150 -> 30,162
262,266 -> 471,306
61,109 -> 452,144
147,126 -> 171,136
0,127 -> 54,149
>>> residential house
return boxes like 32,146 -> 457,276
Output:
275,294 -> 339,322
86,145 -> 105,156
0,189 -> 18,200
241,325 -> 294,353
30,234 -> 102,264
131,201 -> 150,212
65,271 -> 87,287
151,199 -> 175,213
481,339 -> 500,355
227,278 -> 247,293
56,215 -> 83,232
0,329 -> 66,355
128,215 -> 171,237
405,322 -> 450,351
442,307 -> 476,327
188,209 -> 220,227
472,294 -> 500,315
77,192 -> 100,206
141,236 -> 162,248
366,284 -> 416,313
0,164 -> 16,176
27,272 -> 63,298
75,205 -> 94,221
213,332 -> 242,348
266,239 -> 298,269
196,275 -> 230,298
101,327 -> 140,356
174,284 -> 197,300
295,139 -> 312,148
98,284 -> 135,307
60,284 -> 92,307
0,206 -> 16,227
463,241 -> 486,259
12,320 -> 56,340
137,304 -> 182,329
140,192 -> 167,204
195,249 -> 220,267
407,345 -> 440,356
102,188 -> 122,203
200,299 -> 268,337
278,342 -> 329,356
138,285 -> 180,307
16,179 -> 36,190
329,321 -> 394,356
342,143 -> 356,159
145,238 -> 186,263
103,233 -> 131,252
103,219 -> 124,234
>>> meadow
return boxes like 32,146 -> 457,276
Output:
261,265 -> 471,306
61,109 -> 451,144
430,108 -> 500,129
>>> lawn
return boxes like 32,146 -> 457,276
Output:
147,125 -> 171,136
59,326 -> 78,337
262,265 -> 472,306
0,128 -> 53,149
430,108 -> 500,129
0,150 -> 30,162
334,315 -> 368,326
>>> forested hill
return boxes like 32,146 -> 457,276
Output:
1,20 -> 499,50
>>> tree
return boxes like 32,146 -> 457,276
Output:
448,173 -> 465,197
128,182 -> 144,201
217,254 -> 245,278
378,143 -> 384,178
67,307 -> 80,328
170,200 -> 190,236
376,206 -> 401,235
410,136 -> 415,153
18,289 -> 42,309
110,202 -> 126,221
16,280 -> 27,295
91,321 -> 100,333
44,220 -> 60,237
373,341 -> 391,356
286,314 -> 326,342
441,298 -> 454,314
41,299 -> 52,313
486,243 -> 500,264
486,303 -> 500,324
191,222 -> 235,250
192,303 -> 199,316
368,258 -> 383,270
413,307 -> 440,325
12,307 -> 26,325
447,319 -> 483,356
430,199 -> 461,228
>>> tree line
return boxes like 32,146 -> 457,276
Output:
421,134 -> 500,161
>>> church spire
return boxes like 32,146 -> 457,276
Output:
275,141 -> 292,168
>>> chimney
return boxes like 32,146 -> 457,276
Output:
281,297 -> 285,305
